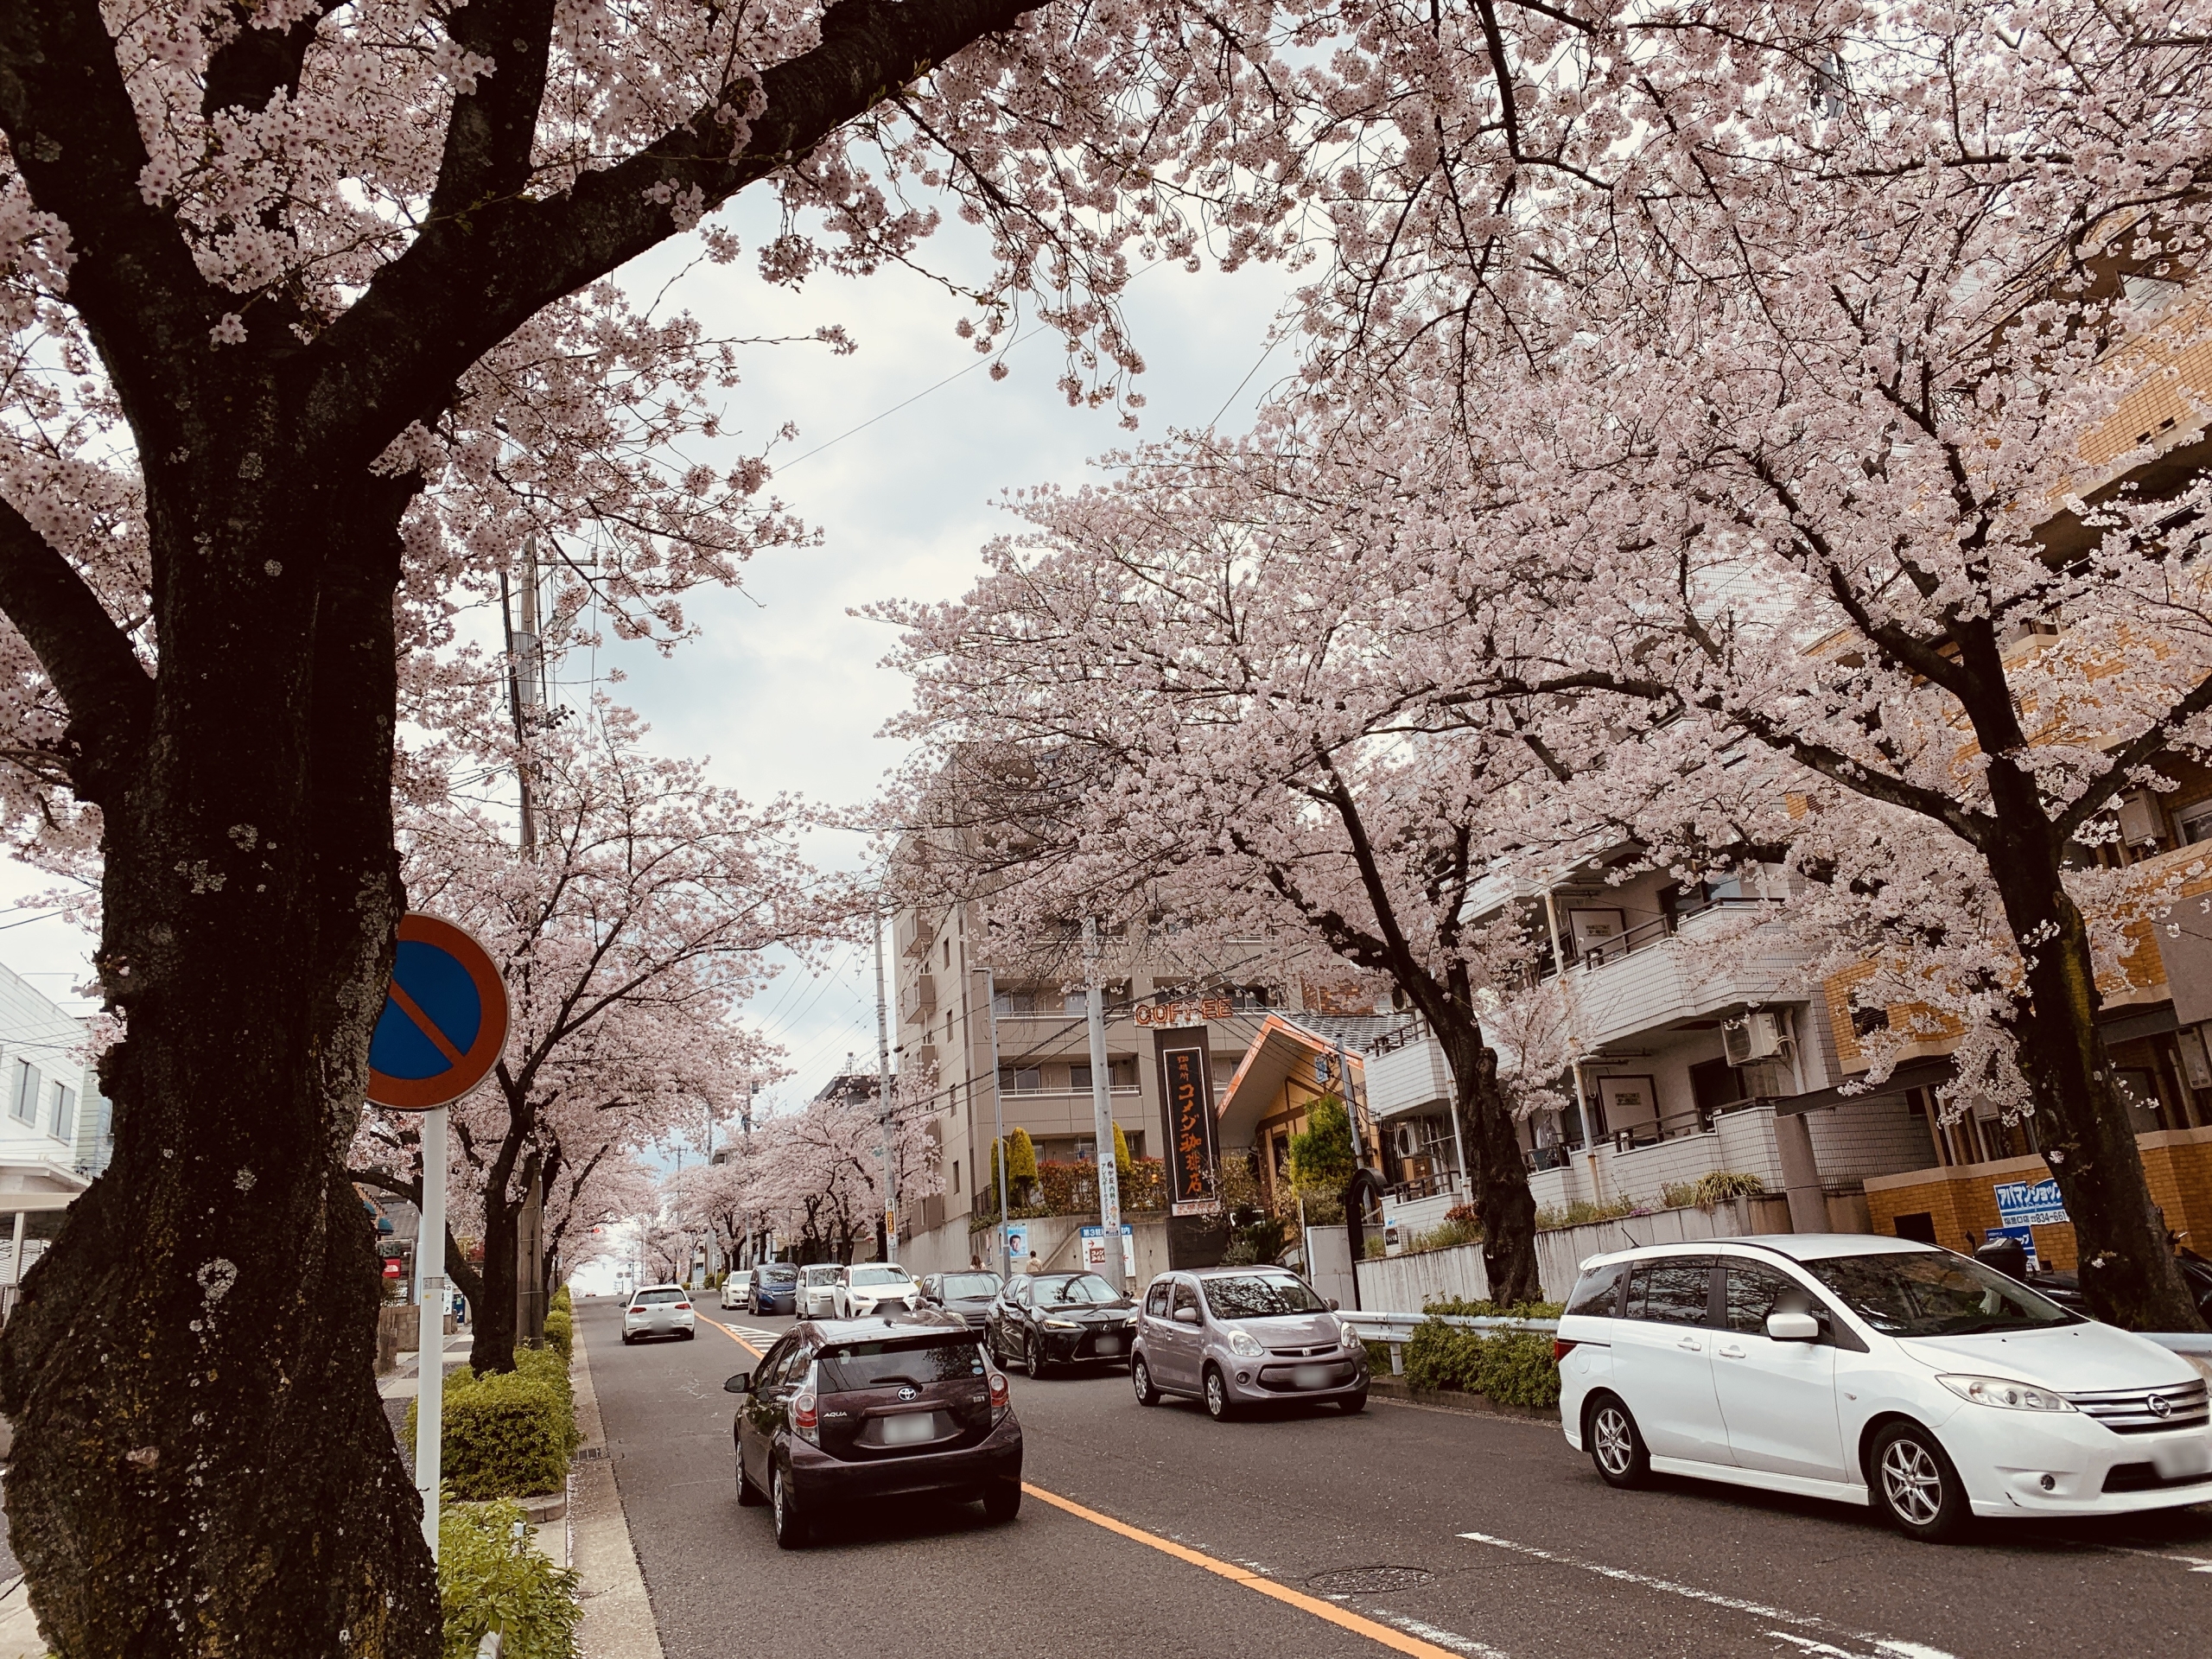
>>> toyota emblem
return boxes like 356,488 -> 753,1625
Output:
898,1386 -> 918,1402
2149,1393 -> 2173,1418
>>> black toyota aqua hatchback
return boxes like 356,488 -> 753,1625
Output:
726,1309 -> 1023,1548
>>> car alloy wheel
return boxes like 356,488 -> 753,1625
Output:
1872,1423 -> 1968,1542
1132,1357 -> 1160,1407
1204,1366 -> 1232,1421
1586,1395 -> 1650,1489
1026,1334 -> 1046,1378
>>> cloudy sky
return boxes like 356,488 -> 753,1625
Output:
0,186 -> 1302,1131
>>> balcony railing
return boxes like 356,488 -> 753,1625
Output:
1561,895 -> 1783,974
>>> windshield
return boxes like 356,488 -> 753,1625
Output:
760,1266 -> 796,1283
817,1336 -> 984,1394
1804,1250 -> 2080,1337
1033,1274 -> 1121,1306
849,1267 -> 909,1287
802,1266 -> 840,1285
1202,1273 -> 1326,1319
632,1288 -> 686,1306
943,1274 -> 1001,1299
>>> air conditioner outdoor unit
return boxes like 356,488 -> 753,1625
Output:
1723,1010 -> 1787,1067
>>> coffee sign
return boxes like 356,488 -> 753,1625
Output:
1135,996 -> 1231,1028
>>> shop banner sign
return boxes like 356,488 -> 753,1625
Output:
1993,1178 -> 2069,1228
1156,1029 -> 1220,1215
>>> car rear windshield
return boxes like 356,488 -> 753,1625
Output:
1202,1273 -> 1325,1319
1803,1250 -> 2080,1337
1033,1274 -> 1120,1306
802,1266 -> 840,1283
849,1266 -> 908,1287
817,1336 -> 985,1394
943,1274 -> 1001,1299
760,1266 -> 796,1283
632,1288 -> 685,1306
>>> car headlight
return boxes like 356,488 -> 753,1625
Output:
1124,1312 -> 1140,1326
1936,1374 -> 2076,1412
1043,1318 -> 1081,1329
1227,1328 -> 1265,1358
1335,1317 -> 1358,1348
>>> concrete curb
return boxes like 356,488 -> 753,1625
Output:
569,1325 -> 664,1659
0,1574 -> 42,1659
1368,1375 -> 1557,1423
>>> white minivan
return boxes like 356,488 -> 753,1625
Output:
1555,1235 -> 2211,1541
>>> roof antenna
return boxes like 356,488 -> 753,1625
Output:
1618,1227 -> 1641,1249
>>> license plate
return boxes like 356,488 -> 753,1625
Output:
2150,1433 -> 2212,1478
880,1414 -> 936,1445
1290,1364 -> 1335,1389
1094,1337 -> 1123,1355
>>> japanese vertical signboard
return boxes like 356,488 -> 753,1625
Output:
1156,1027 -> 1219,1215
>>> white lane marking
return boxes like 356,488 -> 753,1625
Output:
1377,1612 -> 1509,1657
1457,1532 -> 1959,1659
2103,1545 -> 2212,1573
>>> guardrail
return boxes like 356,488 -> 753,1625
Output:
1341,1310 -> 2212,1379
1338,1310 -> 1559,1376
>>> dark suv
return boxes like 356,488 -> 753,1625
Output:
726,1311 -> 1022,1548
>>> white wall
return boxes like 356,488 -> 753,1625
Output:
0,960 -> 93,1182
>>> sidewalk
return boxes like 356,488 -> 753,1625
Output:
569,1325 -> 664,1659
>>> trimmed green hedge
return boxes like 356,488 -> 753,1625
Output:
439,1496 -> 581,1659
407,1347 -> 579,1500
550,1284 -> 572,1314
1402,1316 -> 1563,1409
541,1309 -> 572,1362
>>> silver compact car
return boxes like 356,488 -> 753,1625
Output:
1130,1266 -> 1368,1420
798,1263 -> 842,1319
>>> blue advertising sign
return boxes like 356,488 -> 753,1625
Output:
1993,1178 -> 2069,1229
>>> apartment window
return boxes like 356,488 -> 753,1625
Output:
1064,989 -> 1088,1014
51,1084 -> 74,1142
9,1059 -> 38,1123
994,989 -> 1040,1016
1070,1062 -> 1093,1090
1109,1057 -> 1138,1089
942,937 -> 950,967
951,1160 -> 960,1194
998,1065 -> 1041,1093
2178,798 -> 2212,846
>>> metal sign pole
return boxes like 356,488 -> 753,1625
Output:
416,1102 -> 449,1554
1084,920 -> 1125,1290
986,968 -> 1009,1276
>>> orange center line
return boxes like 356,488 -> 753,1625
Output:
387,977 -> 466,1065
700,1315 -> 764,1357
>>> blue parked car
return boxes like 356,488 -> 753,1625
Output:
750,1262 -> 799,1316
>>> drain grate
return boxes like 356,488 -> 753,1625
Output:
1304,1565 -> 1435,1596
574,1446 -> 608,1462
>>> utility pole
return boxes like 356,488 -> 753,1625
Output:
987,968 -> 1009,1276
1084,919 -> 1125,1290
499,533 -> 547,855
873,896 -> 898,1260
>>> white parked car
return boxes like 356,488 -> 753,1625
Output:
1555,1235 -> 2211,1541
622,1283 -> 696,1344
835,1262 -> 921,1319
720,1270 -> 753,1311
797,1262 -> 842,1319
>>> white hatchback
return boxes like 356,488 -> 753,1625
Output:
1555,1235 -> 2211,1541
720,1270 -> 753,1311
622,1283 -> 696,1344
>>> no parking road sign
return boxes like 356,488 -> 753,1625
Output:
365,913 -> 509,1109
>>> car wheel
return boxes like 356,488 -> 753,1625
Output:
682,1329 -> 695,1341
1203,1365 -> 1235,1422
1586,1393 -> 1650,1489
1337,1389 -> 1368,1414
620,1332 -> 633,1345
982,1478 -> 1021,1524
737,1459 -> 765,1508
771,1465 -> 810,1550
1871,1421 -> 1971,1542
1132,1356 -> 1161,1407
1026,1334 -> 1047,1379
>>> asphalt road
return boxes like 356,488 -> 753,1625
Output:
576,1297 -> 2212,1659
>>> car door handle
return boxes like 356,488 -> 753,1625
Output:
1717,1344 -> 1746,1359
1677,1336 -> 1703,1351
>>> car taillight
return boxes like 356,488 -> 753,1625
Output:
988,1370 -> 1010,1421
1552,1338 -> 1578,1363
673,1303 -> 690,1311
791,1391 -> 820,1444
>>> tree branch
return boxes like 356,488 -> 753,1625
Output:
201,2 -> 347,119
0,497 -> 150,802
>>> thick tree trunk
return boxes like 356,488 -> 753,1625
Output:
0,459 -> 440,1652
469,1160 -> 524,1376
1988,847 -> 2204,1331
1433,1015 -> 1541,1306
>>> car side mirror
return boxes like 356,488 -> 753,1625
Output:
1326,1298 -> 1340,1312
724,1373 -> 752,1394
1173,1306 -> 1201,1325
1766,1312 -> 1820,1343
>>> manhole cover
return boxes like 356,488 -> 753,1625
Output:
1304,1566 -> 1436,1596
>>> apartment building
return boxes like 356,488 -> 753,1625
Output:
0,960 -> 100,1312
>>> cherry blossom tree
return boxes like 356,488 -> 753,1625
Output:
350,699 -> 806,1373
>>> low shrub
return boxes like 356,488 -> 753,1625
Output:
439,1496 -> 582,1659
1401,1319 -> 1561,1408
1531,1197 -> 1640,1231
1403,1203 -> 1483,1254
406,1348 -> 579,1500
1422,1294 -> 1567,1320
1659,1171 -> 1768,1210
550,1283 -> 571,1314
541,1309 -> 573,1362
